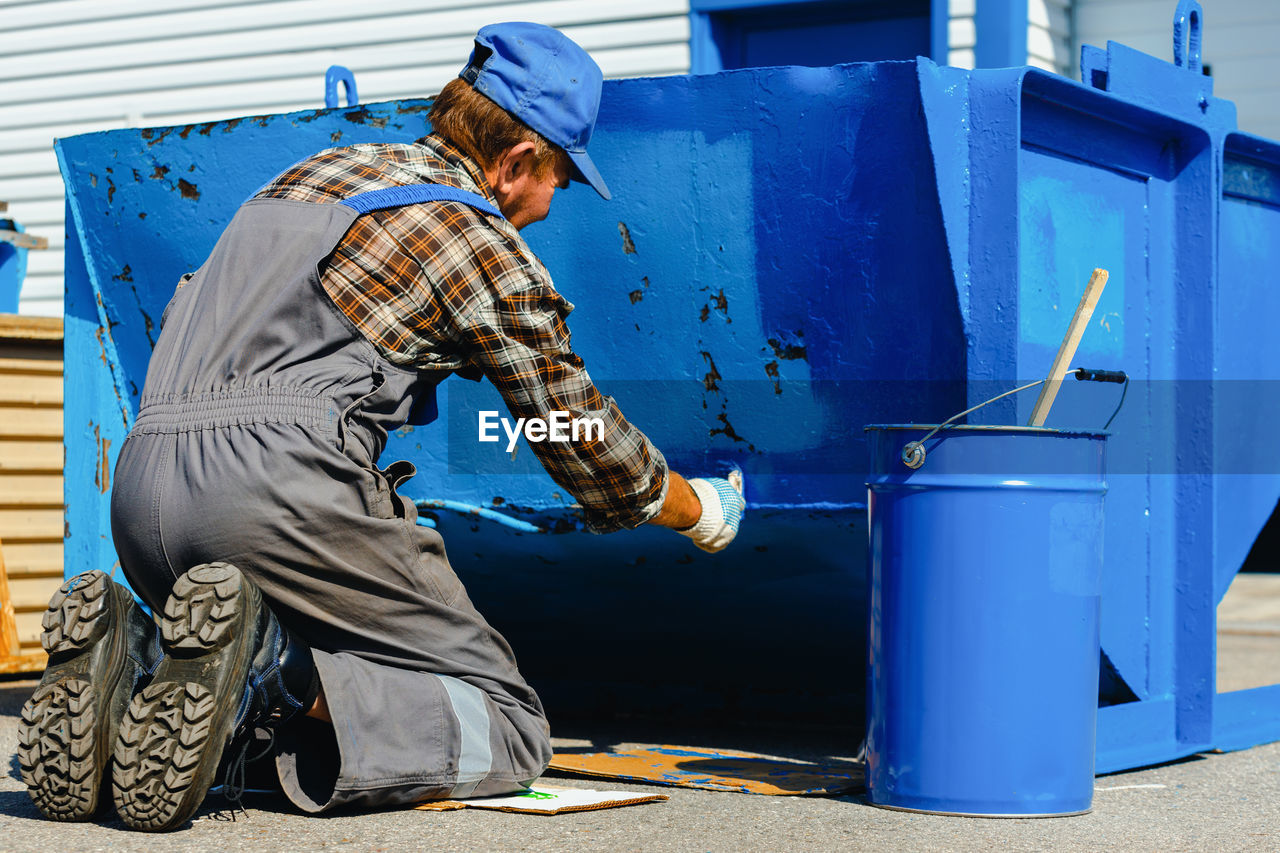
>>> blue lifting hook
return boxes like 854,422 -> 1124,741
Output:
1172,0 -> 1203,75
325,65 -> 359,109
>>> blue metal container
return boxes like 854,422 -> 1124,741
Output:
55,4 -> 1280,766
866,425 -> 1107,817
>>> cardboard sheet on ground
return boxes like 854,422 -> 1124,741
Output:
547,745 -> 864,796
415,785 -> 667,814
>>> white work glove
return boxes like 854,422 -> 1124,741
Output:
678,469 -> 746,553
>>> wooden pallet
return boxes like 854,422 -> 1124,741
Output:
0,313 -> 64,674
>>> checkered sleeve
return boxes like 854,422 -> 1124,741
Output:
433,227 -> 669,533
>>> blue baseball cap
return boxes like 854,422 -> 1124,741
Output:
461,22 -> 611,200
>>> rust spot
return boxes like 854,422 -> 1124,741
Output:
139,306 -> 155,346
710,411 -> 754,451
178,125 -> 195,139
397,103 -> 432,114
132,168 -> 141,182
112,265 -> 133,282
177,179 -> 200,201
93,424 -> 112,494
94,327 -> 109,366
343,108 -> 387,128
330,130 -> 342,143
701,352 -> 721,392
90,173 -> 98,188
618,222 -> 637,254
151,165 -> 170,180
144,128 -> 174,147
710,288 -> 730,322
768,334 -> 807,361
699,305 -> 710,322
492,496 -> 505,505
628,290 -> 644,304
765,360 -> 782,394
641,276 -> 650,289
106,179 -> 116,204
138,212 -> 147,220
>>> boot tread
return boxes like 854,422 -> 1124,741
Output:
17,679 -> 100,821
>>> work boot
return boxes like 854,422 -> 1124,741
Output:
111,562 -> 319,832
18,570 -> 162,821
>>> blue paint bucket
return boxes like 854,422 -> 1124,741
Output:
865,425 -> 1107,817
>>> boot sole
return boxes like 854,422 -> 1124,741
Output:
112,562 -> 259,832
17,571 -> 133,821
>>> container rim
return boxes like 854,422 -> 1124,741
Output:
864,424 -> 1109,438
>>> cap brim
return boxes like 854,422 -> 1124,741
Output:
567,150 -> 611,201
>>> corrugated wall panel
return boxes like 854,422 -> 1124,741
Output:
1028,0 -> 1071,76
1075,0 -> 1280,139
0,316 -> 64,655
0,0 -> 691,317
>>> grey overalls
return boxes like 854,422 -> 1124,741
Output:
109,186 -> 553,812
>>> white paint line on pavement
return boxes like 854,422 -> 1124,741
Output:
1094,784 -> 1168,792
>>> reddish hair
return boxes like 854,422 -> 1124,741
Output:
428,78 -> 565,179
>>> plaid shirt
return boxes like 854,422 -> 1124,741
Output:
254,134 -> 668,533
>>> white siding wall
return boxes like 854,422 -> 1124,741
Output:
1028,0 -> 1072,75
949,0 -> 977,69
948,0 -> 1072,76
0,0 -> 691,317
1075,0 -> 1280,139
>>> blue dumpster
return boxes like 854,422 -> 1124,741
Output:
56,5 -> 1280,769
866,425 -> 1107,816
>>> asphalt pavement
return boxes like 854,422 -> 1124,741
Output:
1,574 -> 1277,852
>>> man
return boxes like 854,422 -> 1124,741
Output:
18,22 -> 745,830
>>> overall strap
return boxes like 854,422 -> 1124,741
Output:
340,184 -> 504,219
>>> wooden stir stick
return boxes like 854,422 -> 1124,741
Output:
1027,268 -> 1110,427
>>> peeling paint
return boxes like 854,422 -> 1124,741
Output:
151,165 -> 170,180
700,352 -> 721,392
708,289 -> 731,323
142,127 -> 174,147
331,131 -> 343,143
112,265 -> 133,282
628,289 -> 644,304
618,222 -> 637,254
343,108 -> 388,128
177,179 -> 200,201
767,332 -> 807,361
709,411 -> 754,451
93,423 -> 111,494
764,360 -> 782,395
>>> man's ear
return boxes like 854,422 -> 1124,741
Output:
494,141 -> 539,192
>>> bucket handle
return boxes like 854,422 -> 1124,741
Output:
901,368 -> 1128,469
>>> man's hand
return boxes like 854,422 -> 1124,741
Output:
676,469 -> 746,553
